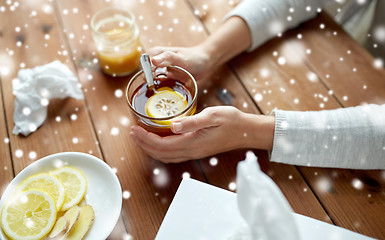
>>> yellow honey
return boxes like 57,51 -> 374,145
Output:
91,8 -> 142,76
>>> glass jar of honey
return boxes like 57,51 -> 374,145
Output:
91,8 -> 142,77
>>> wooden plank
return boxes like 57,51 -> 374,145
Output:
300,12 -> 385,107
0,5 -> 14,196
0,0 -> 102,173
187,1 -> 385,238
0,77 -> 13,196
295,13 -> 385,239
0,1 -> 128,239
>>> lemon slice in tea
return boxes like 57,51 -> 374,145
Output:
17,173 -> 65,211
0,189 -> 57,240
145,87 -> 188,121
50,167 -> 87,211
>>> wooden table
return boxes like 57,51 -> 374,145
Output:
1,0 -> 384,239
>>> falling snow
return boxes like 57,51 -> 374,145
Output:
209,157 -> 218,166
110,127 -> 119,136
306,72 -> 318,82
316,177 -> 332,192
352,178 -> 364,190
277,57 -> 286,65
115,89 -> 123,98
153,168 -> 169,187
182,172 -> 190,179
29,151 -> 37,160
123,190 -> 131,199
254,93 -> 263,102
123,234 -> 134,240
229,182 -> 236,191
72,137 -> 79,144
373,58 -> 384,69
15,149 -> 23,158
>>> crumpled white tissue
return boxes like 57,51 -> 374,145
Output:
229,151 -> 301,240
13,60 -> 84,136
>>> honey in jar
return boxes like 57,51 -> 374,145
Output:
91,8 -> 142,77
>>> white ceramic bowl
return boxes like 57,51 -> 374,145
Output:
0,152 -> 122,240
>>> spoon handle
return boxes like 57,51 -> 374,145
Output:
140,54 -> 155,88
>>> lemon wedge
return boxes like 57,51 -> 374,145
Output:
50,167 -> 87,211
17,173 -> 65,211
145,87 -> 188,120
0,189 -> 57,240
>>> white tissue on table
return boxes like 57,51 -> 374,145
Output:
229,151 -> 301,240
13,60 -> 84,136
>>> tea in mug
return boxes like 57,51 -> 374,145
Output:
131,78 -> 195,135
126,66 -> 198,136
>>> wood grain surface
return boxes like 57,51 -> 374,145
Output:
0,0 -> 384,239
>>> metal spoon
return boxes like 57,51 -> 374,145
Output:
140,53 -> 155,88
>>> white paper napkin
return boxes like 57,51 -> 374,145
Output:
156,153 -> 374,240
228,151 -> 301,240
12,61 -> 84,136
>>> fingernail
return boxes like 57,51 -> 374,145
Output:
152,56 -> 163,64
172,122 -> 183,133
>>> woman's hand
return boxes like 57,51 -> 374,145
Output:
148,46 -> 213,82
129,106 -> 275,163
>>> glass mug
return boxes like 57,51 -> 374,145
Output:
91,8 -> 142,76
126,66 -> 198,136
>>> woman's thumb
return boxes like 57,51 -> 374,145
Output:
171,110 -> 218,134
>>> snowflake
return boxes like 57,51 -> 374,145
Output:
153,168 -> 169,187
22,107 -> 31,116
110,127 -> 119,136
373,26 -> 385,42
277,57 -> 286,65
209,157 -> 218,166
182,172 -> 190,179
228,182 -> 236,191
316,177 -> 332,193
29,123 -> 37,132
72,137 -> 79,144
254,93 -> 263,102
259,68 -> 270,78
119,116 -> 130,127
373,58 -> 384,69
123,191 -> 131,199
306,72 -> 317,82
40,98 -> 49,106
114,89 -> 123,98
15,149 -> 23,158
29,151 -> 37,160
352,178 -> 364,190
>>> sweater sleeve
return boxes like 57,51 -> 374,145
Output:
225,0 -> 328,52
270,104 -> 385,169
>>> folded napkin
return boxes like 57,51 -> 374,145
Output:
229,151 -> 301,240
13,61 -> 84,136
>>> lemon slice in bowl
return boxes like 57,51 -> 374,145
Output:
1,189 -> 57,240
145,87 -> 188,123
50,167 -> 87,211
17,173 -> 65,211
